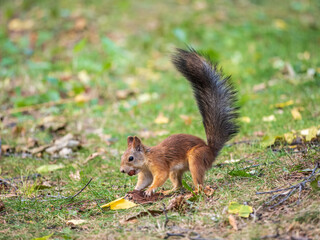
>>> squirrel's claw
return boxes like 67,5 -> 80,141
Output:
144,188 -> 155,197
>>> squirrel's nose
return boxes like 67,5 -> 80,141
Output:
121,169 -> 125,173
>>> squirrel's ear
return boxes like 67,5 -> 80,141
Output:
133,136 -> 142,151
127,136 -> 134,147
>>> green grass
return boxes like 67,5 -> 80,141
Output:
1,0 -> 320,239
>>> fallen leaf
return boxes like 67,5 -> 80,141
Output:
125,190 -> 168,204
262,115 -> 276,122
32,233 -> 53,240
8,18 -> 34,31
137,92 -> 159,103
0,200 -> 4,211
74,94 -> 90,103
180,115 -> 192,125
228,202 -> 253,218
167,195 -> 186,211
69,170 -> 80,181
203,186 -> 215,196
101,198 -> 137,210
74,18 -> 87,31
84,152 -> 102,164
254,131 -> 265,137
116,89 -> 136,100
36,164 -> 65,173
239,116 -> 251,123
78,70 -> 90,84
66,219 -> 87,225
154,113 -> 169,124
253,83 -> 266,92
224,159 -> 241,164
282,63 -> 295,78
291,108 -> 302,120
301,126 -> 318,141
274,19 -> 287,30
46,133 -> 80,154
59,148 -> 73,157
310,176 -> 320,191
120,210 -> 163,224
273,100 -> 294,109
38,116 -> 67,132
228,215 -> 238,230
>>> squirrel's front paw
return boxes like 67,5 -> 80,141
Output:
144,188 -> 155,197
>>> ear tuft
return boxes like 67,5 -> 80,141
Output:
133,136 -> 142,151
127,136 -> 134,146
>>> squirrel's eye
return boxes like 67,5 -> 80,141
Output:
128,156 -> 134,161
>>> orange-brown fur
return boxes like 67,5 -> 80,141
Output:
120,134 -> 214,196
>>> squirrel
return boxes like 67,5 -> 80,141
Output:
120,48 -> 239,196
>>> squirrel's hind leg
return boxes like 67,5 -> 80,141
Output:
188,145 -> 213,191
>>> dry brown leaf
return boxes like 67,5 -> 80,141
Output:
0,200 -> 5,211
84,151 -> 104,164
154,113 -> 169,124
74,18 -> 87,31
8,18 -> 34,31
69,170 -> 80,181
254,131 -> 265,137
203,186 -> 215,196
125,190 -> 168,204
180,115 -> 192,125
116,89 -> 136,100
228,215 -> 238,231
167,195 -> 186,211
253,83 -> 266,92
282,63 -> 295,77
120,210 -> 163,224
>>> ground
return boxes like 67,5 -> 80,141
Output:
0,0 -> 320,239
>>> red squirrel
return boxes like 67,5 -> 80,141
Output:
120,48 -> 239,196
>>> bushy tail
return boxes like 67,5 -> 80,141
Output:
172,48 -> 239,156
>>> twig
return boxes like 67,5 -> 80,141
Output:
162,203 -> 169,228
6,98 -> 77,115
256,162 -> 319,208
0,178 -> 17,191
70,178 -> 93,199
164,233 -> 185,239
225,140 -> 258,147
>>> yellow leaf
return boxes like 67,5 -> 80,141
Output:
101,198 -> 137,210
291,108 -> 302,120
180,115 -> 192,125
274,19 -> 287,30
273,100 -> 294,109
284,132 -> 295,144
154,113 -> 169,124
301,127 -> 319,142
32,233 -> 53,240
228,202 -> 253,218
239,116 -> 251,123
74,94 -> 90,103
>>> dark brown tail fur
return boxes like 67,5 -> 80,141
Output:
172,48 -> 239,156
